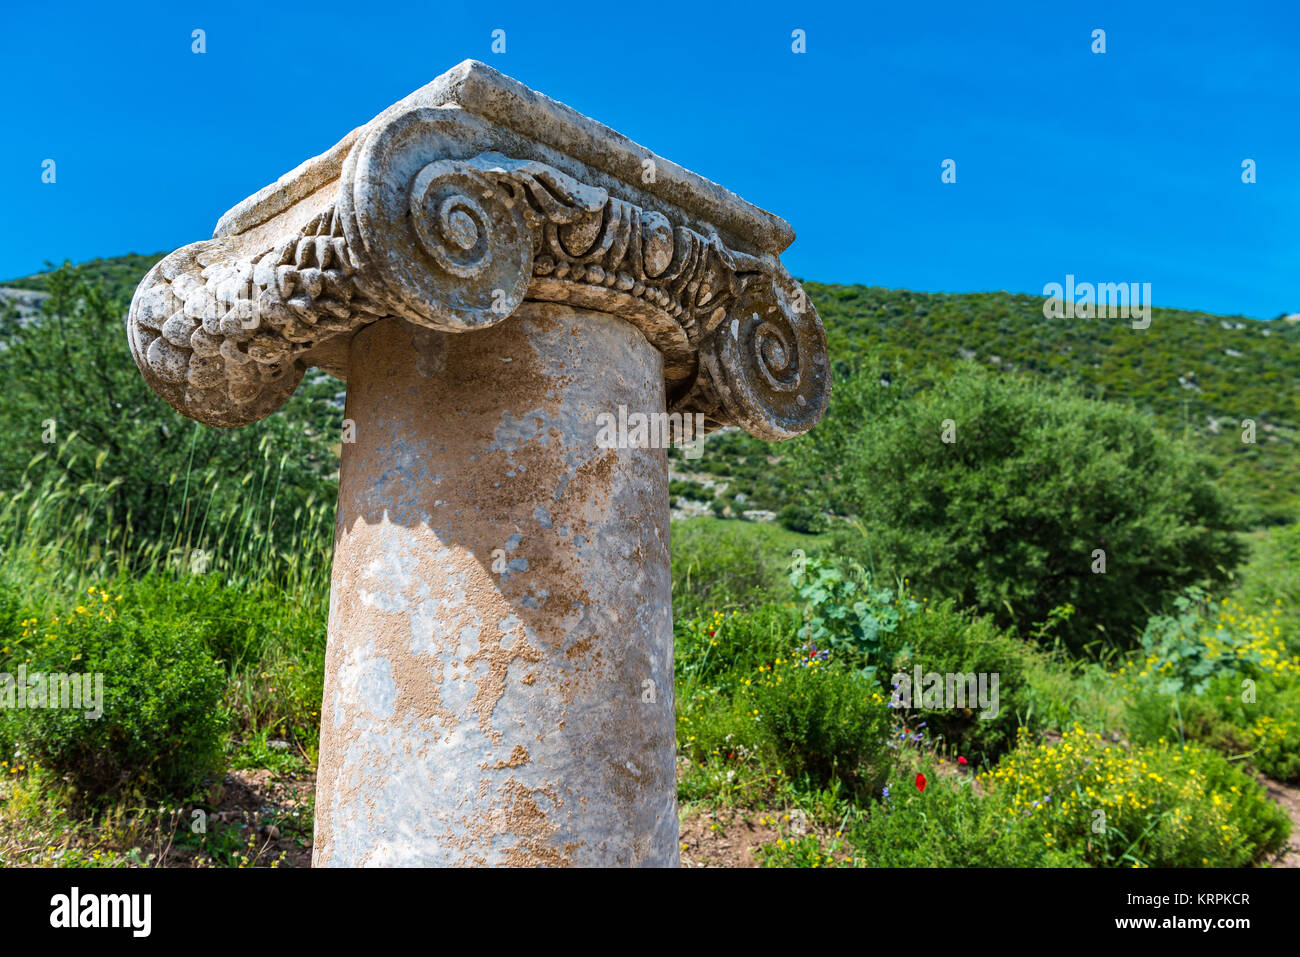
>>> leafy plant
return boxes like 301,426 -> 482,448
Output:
982,726 -> 1289,867
6,587 -> 228,804
1136,589 -> 1258,696
792,364 -> 1246,651
789,555 -> 918,676
748,660 -> 892,792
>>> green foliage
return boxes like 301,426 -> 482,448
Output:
1137,589 -> 1261,695
113,575 -> 327,754
0,263 -> 339,592
675,604 -> 799,686
790,555 -> 915,672
1233,523 -> 1300,656
749,661 -> 892,792
804,283 -> 1300,528
670,517 -> 824,619
794,364 -> 1245,650
983,727 -> 1289,867
669,478 -> 713,503
1128,673 -> 1300,782
777,503 -> 828,535
1122,588 -> 1300,780
829,768 -> 1083,868
881,597 -> 1031,760
1016,652 -> 1127,740
4,589 -> 228,803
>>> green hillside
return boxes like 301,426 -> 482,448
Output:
6,256 -> 1298,526
678,282 -> 1300,528
1,253 -> 166,305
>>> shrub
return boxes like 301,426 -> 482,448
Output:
880,596 -> 1032,760
668,479 -> 712,503
785,556 -> 1034,761
777,504 -> 828,535
674,687 -> 767,805
981,726 -> 1289,866
1129,590 -> 1299,695
828,765 -> 1083,868
789,556 -> 912,676
115,575 -> 327,751
1122,591 -> 1300,780
791,364 -> 1244,650
6,586 -> 228,803
1129,673 -> 1300,782
748,660 -> 892,792
675,604 -> 799,685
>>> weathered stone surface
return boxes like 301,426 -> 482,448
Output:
127,60 -> 830,867
319,304 -> 675,866
127,59 -> 829,440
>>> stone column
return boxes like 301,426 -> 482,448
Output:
126,59 -> 830,867
317,305 -> 675,865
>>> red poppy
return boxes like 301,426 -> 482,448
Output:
915,772 -> 927,792
957,756 -> 968,765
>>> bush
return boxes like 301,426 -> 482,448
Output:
749,660 -> 892,792
5,586 -> 228,803
1122,591 -> 1300,780
777,504 -> 828,535
675,604 -> 799,685
791,364 -> 1244,650
785,556 -> 1034,761
669,479 -> 712,503
828,765 -> 1083,867
674,687 -> 766,805
1129,673 -> 1300,782
114,575 -> 327,752
880,596 -> 1032,761
981,726 -> 1289,866
789,556 -> 911,672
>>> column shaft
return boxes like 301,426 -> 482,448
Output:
315,302 -> 677,866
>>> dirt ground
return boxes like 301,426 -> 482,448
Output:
198,764 -> 1300,868
1259,775 -> 1300,868
175,769 -> 314,868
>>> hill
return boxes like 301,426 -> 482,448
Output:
683,282 -> 1300,527
5,256 -> 1297,525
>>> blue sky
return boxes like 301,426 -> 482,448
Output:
1,0 -> 1296,318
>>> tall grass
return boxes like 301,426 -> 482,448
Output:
0,431 -> 335,600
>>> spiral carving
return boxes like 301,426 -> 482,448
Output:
401,160 -> 529,323
702,278 -> 829,440
338,108 -> 539,333
128,104 -> 829,440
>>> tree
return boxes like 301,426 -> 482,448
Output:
790,363 -> 1245,650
